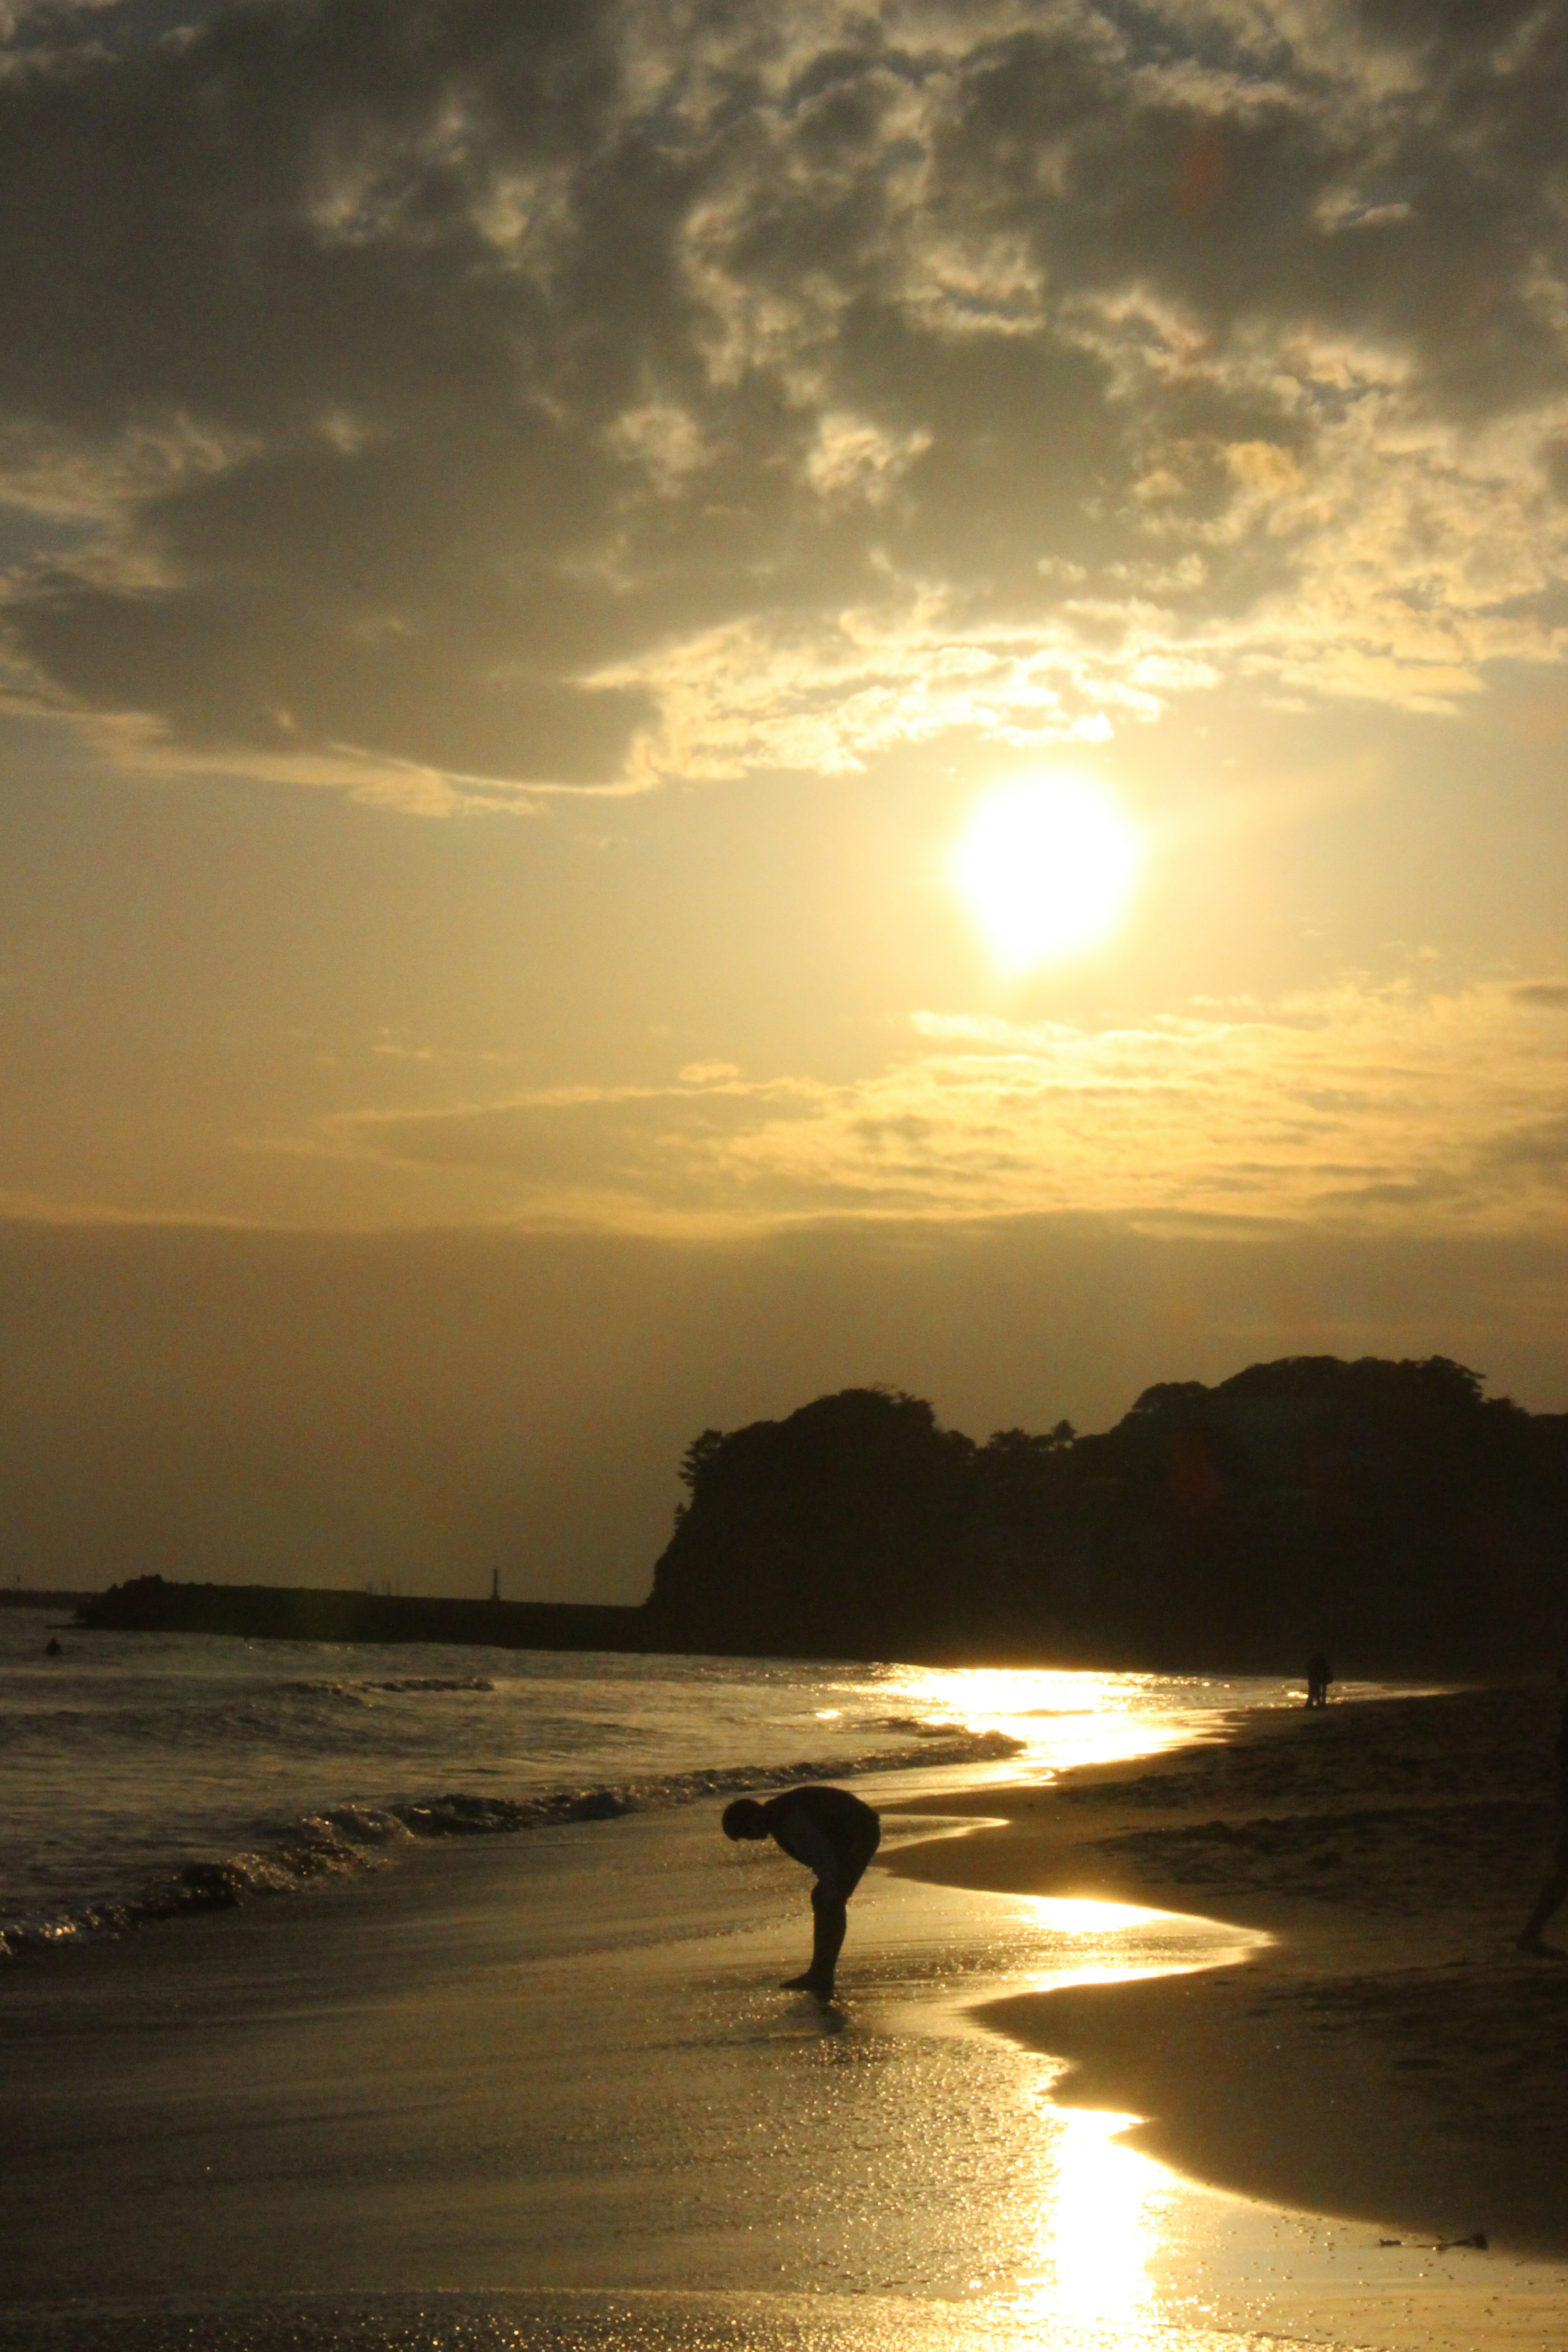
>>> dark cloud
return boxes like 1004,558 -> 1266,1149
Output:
2,0 -> 1566,795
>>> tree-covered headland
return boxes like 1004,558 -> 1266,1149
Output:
645,1357 -> 1568,1673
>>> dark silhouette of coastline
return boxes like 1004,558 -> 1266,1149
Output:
76,1578 -> 662,1652
646,1358 -> 1568,1673
78,1354 -> 1568,1673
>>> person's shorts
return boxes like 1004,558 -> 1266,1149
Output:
812,1815 -> 881,1904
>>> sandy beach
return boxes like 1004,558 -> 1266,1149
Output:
891,1679 -> 1568,2264
5,1685 -> 1568,2350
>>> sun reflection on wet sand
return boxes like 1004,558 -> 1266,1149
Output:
873,1874 -> 1283,2348
1022,2091 -> 1175,2338
991,1898 -> 1256,2342
902,1881 -> 1568,2352
793,1745 -> 1568,2352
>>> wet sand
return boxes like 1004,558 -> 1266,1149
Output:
5,1697 -> 1568,2350
2,1782 -> 1282,2351
889,1681 -> 1568,2265
2,1786 -> 1247,2308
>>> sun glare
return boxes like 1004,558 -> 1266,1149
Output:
951,773 -> 1142,970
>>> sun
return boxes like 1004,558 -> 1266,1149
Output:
951,772 -> 1142,970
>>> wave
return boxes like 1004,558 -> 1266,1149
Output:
862,1715 -> 964,1736
285,1674 -> 497,1698
0,1726 -> 1022,1964
0,1673 -> 501,1753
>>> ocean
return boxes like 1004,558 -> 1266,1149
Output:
2,1602 -> 1311,1962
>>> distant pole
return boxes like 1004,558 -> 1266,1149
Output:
490,1567 -> 500,1604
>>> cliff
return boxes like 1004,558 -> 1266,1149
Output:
646,1361 -> 1568,1673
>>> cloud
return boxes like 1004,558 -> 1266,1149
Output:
3,0 -> 1568,802
312,974 -> 1568,1237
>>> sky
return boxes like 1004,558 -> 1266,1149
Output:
4,0 -> 1568,1600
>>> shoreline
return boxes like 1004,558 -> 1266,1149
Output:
6,1684 -> 1568,2349
1,1766 -> 1278,2337
883,1681 -> 1568,2259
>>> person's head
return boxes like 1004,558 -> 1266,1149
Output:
722,1797 -> 768,1842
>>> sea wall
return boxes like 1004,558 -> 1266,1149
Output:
78,1575 -> 661,1653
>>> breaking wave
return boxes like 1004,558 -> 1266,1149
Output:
279,1674 -> 499,1704
0,1726 -> 1022,1962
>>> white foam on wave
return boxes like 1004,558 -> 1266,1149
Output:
0,1727 -> 1023,1962
288,1675 -> 498,1697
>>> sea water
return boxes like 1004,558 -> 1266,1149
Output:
0,1605 -> 1312,1960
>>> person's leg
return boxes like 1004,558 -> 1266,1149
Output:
780,1886 -> 848,1994
780,1821 -> 879,1995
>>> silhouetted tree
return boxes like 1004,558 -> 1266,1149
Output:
679,1430 -> 726,1491
645,1358 -> 1568,1670
648,1388 -> 978,1655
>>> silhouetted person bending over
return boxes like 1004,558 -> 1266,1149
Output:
722,1784 -> 881,1998
1517,1687 -> 1568,1956
1305,1653 -> 1333,1709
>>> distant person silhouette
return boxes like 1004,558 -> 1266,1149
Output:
44,1637 -> 61,1657
722,1784 -> 881,1998
1517,1686 -> 1568,1956
1305,1653 -> 1333,1709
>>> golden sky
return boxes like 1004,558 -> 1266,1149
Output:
3,0 -> 1568,1594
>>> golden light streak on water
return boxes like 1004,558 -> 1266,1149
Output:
877,1663 -> 1212,1775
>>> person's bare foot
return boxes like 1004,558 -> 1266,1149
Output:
781,1971 -> 833,1996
